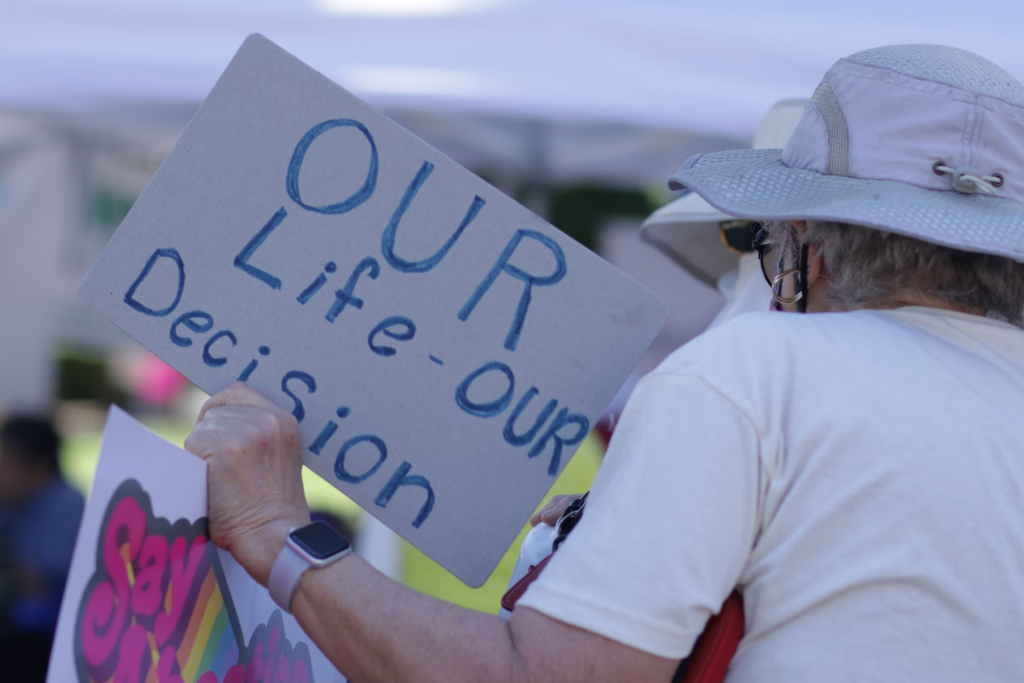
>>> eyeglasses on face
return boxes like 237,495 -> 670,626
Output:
753,227 -> 806,309
752,228 -> 777,286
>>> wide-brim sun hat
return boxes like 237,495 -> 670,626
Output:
641,99 -> 806,287
667,44 -> 1024,263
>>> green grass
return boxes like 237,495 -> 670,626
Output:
59,418 -> 602,613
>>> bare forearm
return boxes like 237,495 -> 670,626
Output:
292,555 -> 520,683
189,384 -> 678,683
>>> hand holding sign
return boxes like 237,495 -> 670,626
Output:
79,34 -> 668,586
185,382 -> 311,586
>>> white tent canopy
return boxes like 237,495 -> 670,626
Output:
8,0 -> 1024,129
5,0 -> 1024,411
6,0 -> 1024,186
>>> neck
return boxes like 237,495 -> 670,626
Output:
858,292 -> 984,317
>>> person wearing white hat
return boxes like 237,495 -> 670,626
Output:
641,99 -> 804,328
185,44 -> 1024,683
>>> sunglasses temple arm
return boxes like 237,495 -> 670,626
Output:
798,242 -> 809,314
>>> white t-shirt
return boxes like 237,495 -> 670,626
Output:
518,307 -> 1024,682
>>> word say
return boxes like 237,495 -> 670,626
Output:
76,480 -> 316,683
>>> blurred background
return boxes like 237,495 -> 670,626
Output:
2,0 -> 1023,660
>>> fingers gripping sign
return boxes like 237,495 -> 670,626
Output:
529,494 -> 583,528
185,382 -> 311,585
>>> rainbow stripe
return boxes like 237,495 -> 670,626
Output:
176,567 -> 240,683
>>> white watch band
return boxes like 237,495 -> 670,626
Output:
268,541 -> 311,614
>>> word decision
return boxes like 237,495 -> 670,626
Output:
80,34 -> 666,585
124,118 -> 583,529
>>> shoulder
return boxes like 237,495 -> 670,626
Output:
652,312 -> 803,379
647,311 -> 907,411
660,310 -> 906,371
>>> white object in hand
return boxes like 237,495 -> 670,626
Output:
499,522 -> 561,619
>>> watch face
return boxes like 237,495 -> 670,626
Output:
290,521 -> 351,560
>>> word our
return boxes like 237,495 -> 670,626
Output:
119,117 -> 592,530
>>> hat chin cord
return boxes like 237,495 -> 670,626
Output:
770,244 -> 810,313
798,243 -> 808,314
933,163 -> 1004,195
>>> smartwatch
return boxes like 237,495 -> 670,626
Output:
268,520 -> 352,613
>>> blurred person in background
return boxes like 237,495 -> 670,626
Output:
591,100 -> 802,450
0,415 -> 85,682
640,99 -> 805,328
182,44 -> 1024,682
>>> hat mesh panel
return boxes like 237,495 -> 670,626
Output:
811,81 -> 850,177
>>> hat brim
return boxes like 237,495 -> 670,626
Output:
639,192 -> 737,287
639,221 -> 739,288
642,191 -> 732,227
669,149 -> 1024,262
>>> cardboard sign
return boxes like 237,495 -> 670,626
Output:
79,34 -> 668,586
48,407 -> 347,683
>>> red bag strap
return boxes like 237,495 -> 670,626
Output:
500,554 -> 553,612
676,591 -> 745,683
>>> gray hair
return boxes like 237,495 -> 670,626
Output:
765,220 -> 1024,327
